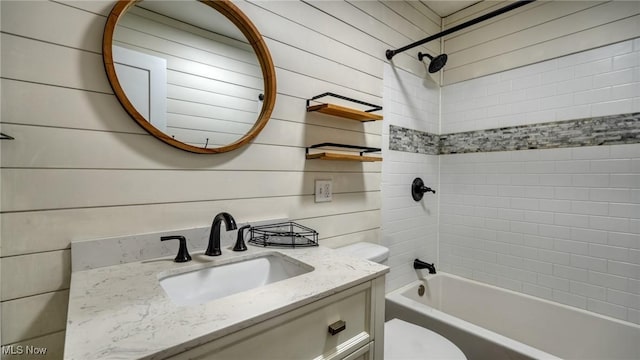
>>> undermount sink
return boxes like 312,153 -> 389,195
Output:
159,253 -> 314,306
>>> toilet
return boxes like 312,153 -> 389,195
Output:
336,242 -> 467,360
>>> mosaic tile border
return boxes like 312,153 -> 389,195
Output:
389,125 -> 439,155
389,112 -> 640,155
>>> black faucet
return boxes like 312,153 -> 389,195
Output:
205,212 -> 237,256
414,259 -> 436,274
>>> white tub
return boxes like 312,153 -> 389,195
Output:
386,273 -> 640,360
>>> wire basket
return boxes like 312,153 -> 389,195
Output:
249,221 -> 318,248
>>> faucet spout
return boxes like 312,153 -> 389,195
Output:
205,212 -> 237,256
414,259 -> 436,274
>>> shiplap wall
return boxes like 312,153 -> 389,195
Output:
0,0 -> 438,357
442,0 -> 640,85
115,5 -> 262,147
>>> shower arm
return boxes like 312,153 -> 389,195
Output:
385,0 -> 535,60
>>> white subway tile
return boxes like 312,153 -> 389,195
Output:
539,174 -> 572,186
539,199 -> 572,212
570,280 -> 607,300
554,264 -> 589,282
608,260 -> 640,279
587,298 -> 628,321
512,74 -> 542,90
610,174 -> 640,189
593,68 -> 635,88
522,235 -> 554,250
589,270 -> 629,291
556,76 -> 593,95
571,254 -> 607,272
558,41 -> 632,68
610,83 -> 640,101
539,224 -> 572,240
510,221 -> 539,235
613,52 -> 639,70
591,99 -> 633,117
541,67 -> 574,85
610,144 -> 640,158
554,238 -> 589,255
570,201 -> 610,216
553,289 -> 587,309
538,273 -> 570,291
607,289 -> 640,309
574,58 -> 612,78
539,249 -> 572,265
571,146 -> 611,160
571,174 -> 610,187
554,213 -> 590,228
555,105 -> 591,121
571,228 -> 608,244
540,94 -> 574,110
525,186 -> 555,199
590,188 -> 632,203
589,216 -> 629,232
523,282 -> 553,300
628,308 -> 640,325
574,88 -> 611,105
609,203 -> 640,219
524,211 -> 555,225
629,279 -> 640,294
591,159 -> 631,173
555,160 -> 590,173
539,147 -> 573,161
608,232 -> 640,249
590,243 -> 631,262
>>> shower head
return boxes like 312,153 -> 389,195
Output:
418,52 -> 448,73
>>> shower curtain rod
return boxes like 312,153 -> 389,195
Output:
385,0 -> 536,60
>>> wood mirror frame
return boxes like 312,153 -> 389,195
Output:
103,0 -> 276,154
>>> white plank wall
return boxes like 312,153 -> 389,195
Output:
442,0 -> 640,85
0,0 -> 438,356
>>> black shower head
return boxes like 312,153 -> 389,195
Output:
418,52 -> 448,73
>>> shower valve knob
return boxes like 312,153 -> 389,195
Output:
411,177 -> 436,201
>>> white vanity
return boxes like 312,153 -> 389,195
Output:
63,230 -> 388,360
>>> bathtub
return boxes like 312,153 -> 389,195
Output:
385,273 -> 640,360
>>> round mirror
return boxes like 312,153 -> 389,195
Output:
103,0 -> 276,153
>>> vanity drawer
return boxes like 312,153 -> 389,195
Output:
170,282 -> 372,360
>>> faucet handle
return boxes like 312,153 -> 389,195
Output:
233,225 -> 251,252
161,235 -> 192,263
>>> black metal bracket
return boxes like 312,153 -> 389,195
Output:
0,133 -> 15,140
306,92 -> 382,113
306,143 -> 381,157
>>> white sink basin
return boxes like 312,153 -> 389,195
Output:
159,253 -> 313,306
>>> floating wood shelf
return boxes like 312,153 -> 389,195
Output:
306,92 -> 382,122
305,143 -> 382,162
307,103 -> 383,122
306,152 -> 382,162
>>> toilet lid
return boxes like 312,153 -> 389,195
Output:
336,242 -> 389,263
384,319 -> 467,360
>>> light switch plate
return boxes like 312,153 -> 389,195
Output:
315,179 -> 332,202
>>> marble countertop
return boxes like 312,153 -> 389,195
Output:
64,245 -> 388,360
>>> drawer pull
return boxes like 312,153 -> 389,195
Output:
328,320 -> 346,335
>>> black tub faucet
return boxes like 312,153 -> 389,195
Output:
414,259 -> 436,274
205,212 -> 237,256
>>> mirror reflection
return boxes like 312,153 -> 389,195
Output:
112,0 -> 265,149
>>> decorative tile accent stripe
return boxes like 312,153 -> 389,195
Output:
389,125 -> 439,155
389,113 -> 640,155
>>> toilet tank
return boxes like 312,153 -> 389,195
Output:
336,242 -> 389,264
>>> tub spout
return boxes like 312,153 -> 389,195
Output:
414,259 -> 436,274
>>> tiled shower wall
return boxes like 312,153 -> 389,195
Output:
438,38 -> 640,324
442,39 -> 640,134
382,63 -> 440,292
